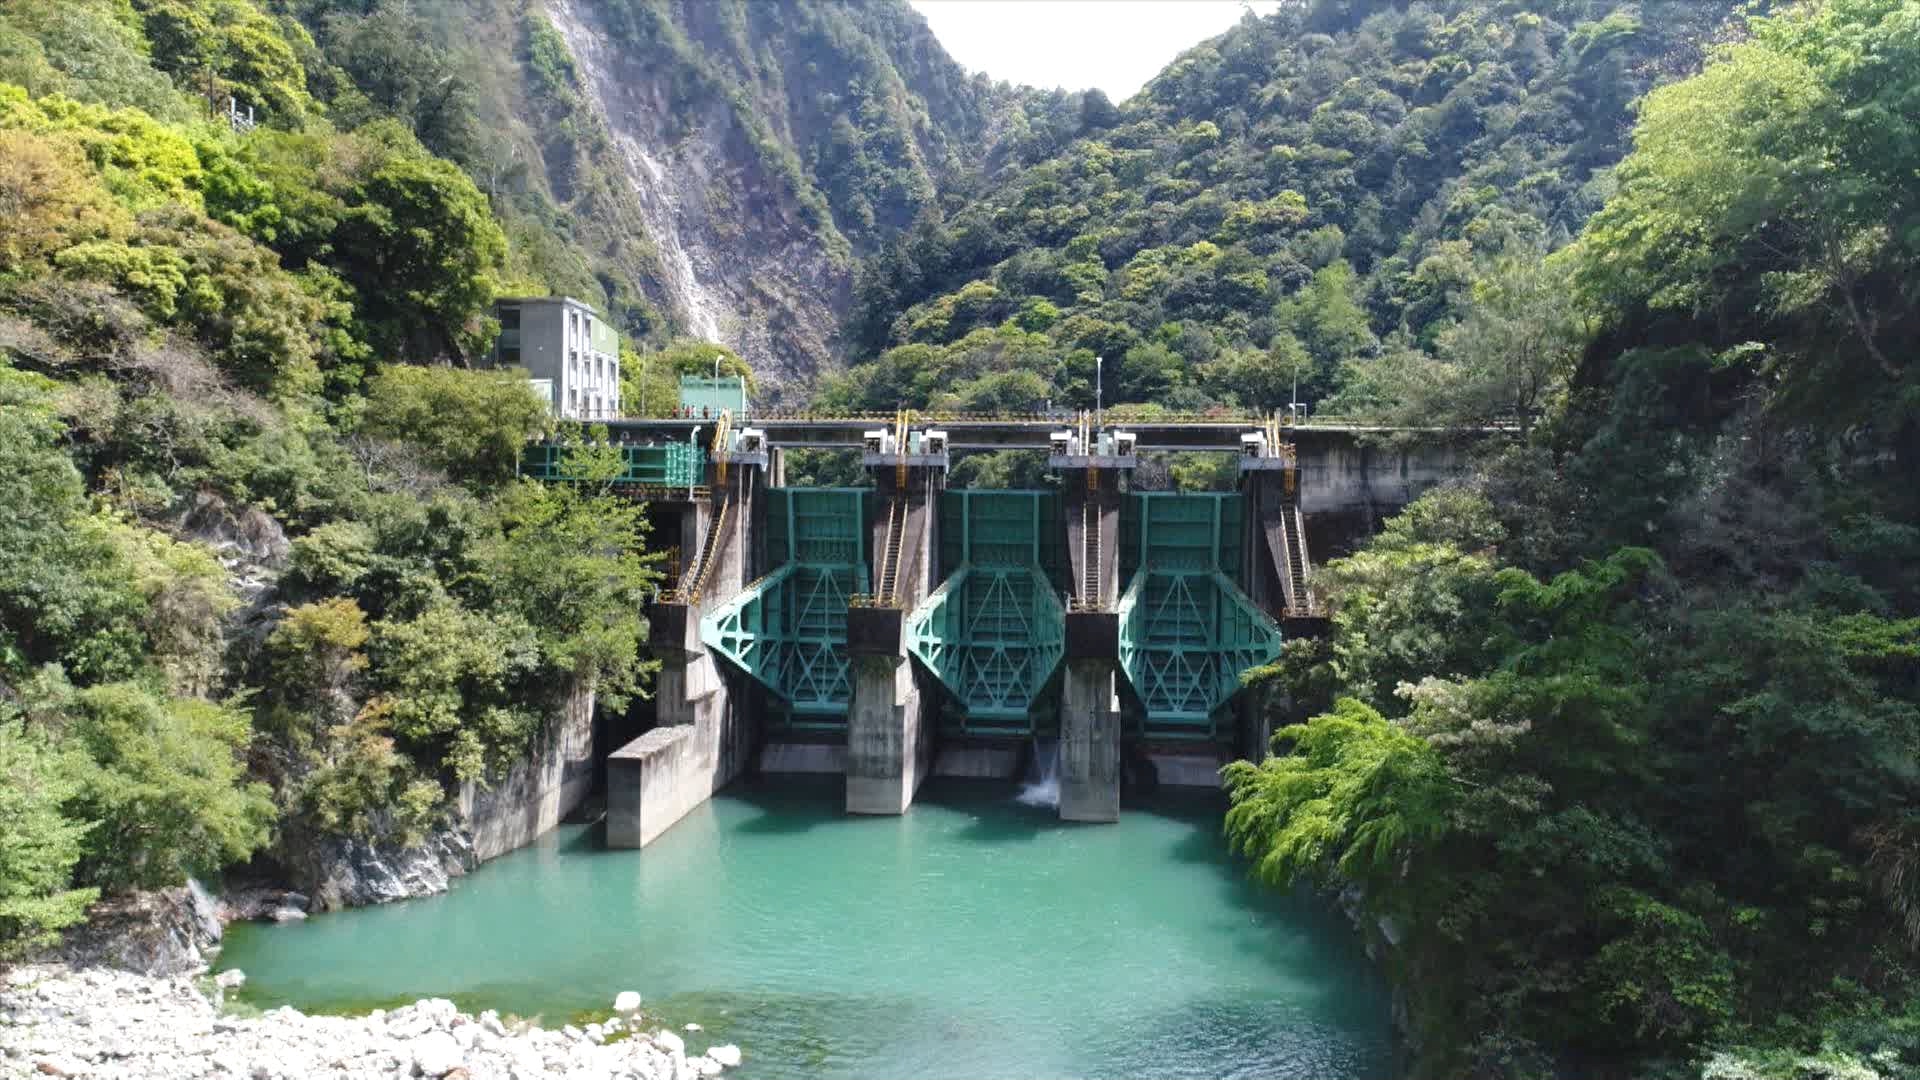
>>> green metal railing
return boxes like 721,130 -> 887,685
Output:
1116,494 -> 1281,737
701,489 -> 867,726
519,443 -> 706,487
909,491 -> 1066,734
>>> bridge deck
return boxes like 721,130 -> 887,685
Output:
601,415 -> 1458,451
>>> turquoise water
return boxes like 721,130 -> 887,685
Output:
218,778 -> 1395,1079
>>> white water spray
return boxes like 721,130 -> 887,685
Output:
1016,737 -> 1061,809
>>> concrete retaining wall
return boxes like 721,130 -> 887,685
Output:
456,681 -> 597,862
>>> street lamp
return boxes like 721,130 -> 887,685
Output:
689,425 -> 701,502
1095,354 -> 1103,434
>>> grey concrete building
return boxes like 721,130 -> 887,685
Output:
491,296 -> 621,420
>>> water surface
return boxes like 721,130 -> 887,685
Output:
219,778 -> 1394,1079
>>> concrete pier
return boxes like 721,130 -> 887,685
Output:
843,446 -> 944,815
845,650 -> 933,814
1059,657 -> 1120,822
1055,440 -> 1130,822
607,460 -> 761,848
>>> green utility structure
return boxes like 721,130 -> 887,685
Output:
908,491 -> 1069,734
1117,494 -> 1282,737
519,443 -> 706,488
678,375 -> 750,418
703,488 -> 867,726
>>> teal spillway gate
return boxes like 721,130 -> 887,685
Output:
1117,493 -> 1282,737
702,489 -> 867,726
908,491 -> 1068,734
520,443 -> 705,487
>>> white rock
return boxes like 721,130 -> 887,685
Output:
651,1030 -> 685,1055
410,1030 -> 463,1077
214,969 -> 247,990
683,1022 -> 701,1032
708,1044 -> 742,1068
691,1055 -> 724,1077
613,990 -> 642,1015
479,1011 -> 507,1038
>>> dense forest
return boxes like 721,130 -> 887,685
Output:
1216,1 -> 1920,1077
2,0 -> 1919,1078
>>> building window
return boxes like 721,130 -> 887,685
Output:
500,346 -> 521,366
500,308 -> 520,330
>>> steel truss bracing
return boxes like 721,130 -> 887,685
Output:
1117,494 -> 1282,737
701,489 -> 867,725
909,492 -> 1065,733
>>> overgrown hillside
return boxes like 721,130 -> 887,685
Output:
827,0 -> 1741,418
0,0 -> 660,947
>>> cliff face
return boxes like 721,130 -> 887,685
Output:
524,0 -> 1020,395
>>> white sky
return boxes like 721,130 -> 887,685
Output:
910,1 -> 1283,101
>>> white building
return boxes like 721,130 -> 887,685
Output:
491,296 -> 621,420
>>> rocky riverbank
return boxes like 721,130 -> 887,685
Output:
0,964 -> 741,1080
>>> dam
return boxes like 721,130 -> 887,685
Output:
524,390 -> 1471,848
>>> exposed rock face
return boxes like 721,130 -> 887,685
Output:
280,826 -> 478,913
35,882 -> 222,977
173,491 -> 289,611
279,681 -> 595,910
544,0 -> 850,393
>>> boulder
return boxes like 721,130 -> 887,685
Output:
652,1030 -> 685,1055
410,1030 -> 463,1077
613,990 -> 642,1015
708,1045 -> 741,1068
214,969 -> 246,990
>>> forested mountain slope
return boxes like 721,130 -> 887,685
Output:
828,0 -> 1742,416
1221,1 -> 1920,1076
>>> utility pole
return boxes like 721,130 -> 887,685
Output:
1095,354 -> 1103,435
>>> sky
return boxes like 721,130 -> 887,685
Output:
910,1 -> 1283,102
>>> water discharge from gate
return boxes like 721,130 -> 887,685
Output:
217,778 -> 1394,1079
1016,736 -> 1061,808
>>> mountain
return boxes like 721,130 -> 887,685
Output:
260,0 -> 1086,392
826,0 -> 1745,417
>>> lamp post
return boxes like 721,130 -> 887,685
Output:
689,425 -> 701,502
1095,354 -> 1103,435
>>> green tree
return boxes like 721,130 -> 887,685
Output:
333,132 -> 507,360
361,365 -> 553,483
0,719 -> 96,957
66,683 -> 274,891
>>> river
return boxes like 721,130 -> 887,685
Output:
217,777 -> 1394,1079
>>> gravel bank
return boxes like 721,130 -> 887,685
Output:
0,964 -> 741,1080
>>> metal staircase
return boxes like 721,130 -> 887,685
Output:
677,497 -> 730,604
1081,499 -> 1101,607
1261,489 -> 1318,618
876,497 -> 907,606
